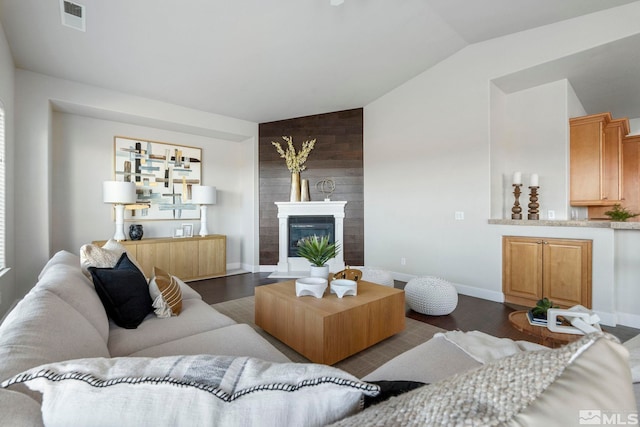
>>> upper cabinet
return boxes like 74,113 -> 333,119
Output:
589,133 -> 640,221
569,112 -> 629,206
621,134 -> 640,217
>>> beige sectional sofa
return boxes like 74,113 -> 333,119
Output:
0,250 -> 289,426
0,250 -> 638,426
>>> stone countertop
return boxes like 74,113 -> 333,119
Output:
488,219 -> 640,230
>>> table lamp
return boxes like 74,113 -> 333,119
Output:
103,181 -> 137,241
191,185 -> 217,237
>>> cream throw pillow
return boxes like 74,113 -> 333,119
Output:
80,240 -> 144,278
148,267 -> 182,317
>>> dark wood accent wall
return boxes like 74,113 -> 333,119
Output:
259,108 -> 364,266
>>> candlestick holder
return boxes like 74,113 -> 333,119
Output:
511,184 -> 523,220
528,186 -> 539,220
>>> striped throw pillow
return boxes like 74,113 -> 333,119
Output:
149,267 -> 183,317
2,355 -> 380,426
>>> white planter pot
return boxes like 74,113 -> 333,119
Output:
309,265 -> 330,279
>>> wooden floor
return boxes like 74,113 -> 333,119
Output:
189,272 -> 639,343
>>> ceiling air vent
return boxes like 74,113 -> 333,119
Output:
60,0 -> 86,32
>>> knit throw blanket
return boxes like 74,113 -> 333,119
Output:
330,333 -> 620,426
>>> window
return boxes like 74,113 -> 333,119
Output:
0,102 -> 5,269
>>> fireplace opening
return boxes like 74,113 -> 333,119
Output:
288,216 -> 335,257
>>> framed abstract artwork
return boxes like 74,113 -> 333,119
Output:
114,136 -> 202,220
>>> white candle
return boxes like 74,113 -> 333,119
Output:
512,171 -> 522,185
530,173 -> 539,187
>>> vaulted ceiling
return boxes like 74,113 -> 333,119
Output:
1,0 -> 638,123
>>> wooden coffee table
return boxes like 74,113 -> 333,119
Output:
509,310 -> 583,348
255,280 -> 405,365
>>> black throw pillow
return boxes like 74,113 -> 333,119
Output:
89,252 -> 152,329
363,380 -> 428,408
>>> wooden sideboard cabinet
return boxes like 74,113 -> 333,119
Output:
570,112 -> 628,206
93,235 -> 226,281
502,236 -> 592,308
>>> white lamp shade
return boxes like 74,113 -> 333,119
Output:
191,185 -> 217,205
103,181 -> 137,204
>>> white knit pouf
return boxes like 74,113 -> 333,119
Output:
361,267 -> 395,287
405,276 -> 458,316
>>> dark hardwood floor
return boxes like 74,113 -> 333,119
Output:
189,272 -> 639,343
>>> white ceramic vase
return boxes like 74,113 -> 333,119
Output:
309,265 -> 330,279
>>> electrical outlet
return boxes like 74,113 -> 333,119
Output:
400,257 -> 406,266
548,210 -> 555,220
455,211 -> 464,220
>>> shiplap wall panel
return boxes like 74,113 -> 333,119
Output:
259,109 -> 364,266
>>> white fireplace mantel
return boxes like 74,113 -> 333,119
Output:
272,201 -> 347,277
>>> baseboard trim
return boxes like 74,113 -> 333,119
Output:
391,272 -> 504,303
224,268 -> 250,277
455,283 -> 504,303
244,263 -> 268,273
613,311 -> 640,329
226,262 -> 242,271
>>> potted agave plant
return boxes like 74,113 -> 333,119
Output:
297,235 -> 341,279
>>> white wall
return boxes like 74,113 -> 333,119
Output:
364,2 -> 640,327
0,22 -> 15,316
7,4 -> 640,327
566,82 -> 589,221
13,70 -> 258,299
490,80 -> 572,220
615,230 -> 640,325
51,113 -> 251,270
567,82 -> 588,119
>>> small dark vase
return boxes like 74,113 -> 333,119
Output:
129,224 -> 143,241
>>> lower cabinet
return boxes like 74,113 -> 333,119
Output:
502,236 -> 592,308
93,235 -> 226,281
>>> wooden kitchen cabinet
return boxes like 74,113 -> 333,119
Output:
502,236 -> 592,308
93,235 -> 226,281
588,133 -> 640,220
622,135 -> 640,217
570,112 -> 629,206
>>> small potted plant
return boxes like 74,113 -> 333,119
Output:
297,235 -> 341,278
529,297 -> 559,322
604,204 -> 639,222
